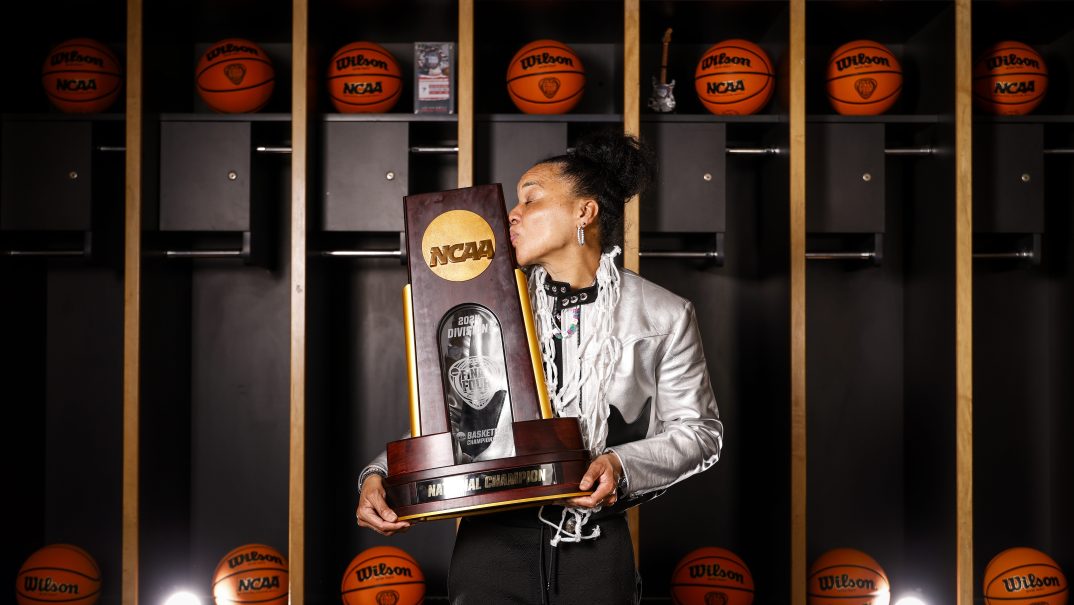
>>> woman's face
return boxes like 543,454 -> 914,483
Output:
509,162 -> 582,266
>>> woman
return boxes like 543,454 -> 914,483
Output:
356,131 -> 723,604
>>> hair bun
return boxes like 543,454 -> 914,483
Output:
570,130 -> 656,204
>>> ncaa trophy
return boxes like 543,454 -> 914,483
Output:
383,183 -> 592,521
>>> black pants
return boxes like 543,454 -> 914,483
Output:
448,506 -> 641,604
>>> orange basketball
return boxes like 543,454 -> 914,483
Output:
341,546 -> 425,605
826,40 -> 902,115
196,38 -> 275,113
16,544 -> 101,605
327,41 -> 403,113
694,39 -> 774,115
41,38 -> 122,113
808,548 -> 890,605
983,547 -> 1068,605
506,39 -> 585,114
973,41 -> 1048,116
670,547 -> 754,605
211,544 -> 288,605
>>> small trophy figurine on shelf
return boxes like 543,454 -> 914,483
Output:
648,28 -> 676,113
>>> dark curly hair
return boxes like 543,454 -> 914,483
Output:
538,130 -> 656,252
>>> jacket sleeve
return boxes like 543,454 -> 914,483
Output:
608,301 -> 723,496
357,431 -> 410,493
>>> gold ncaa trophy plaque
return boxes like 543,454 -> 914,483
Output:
384,183 -> 592,522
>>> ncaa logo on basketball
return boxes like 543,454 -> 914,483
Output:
706,80 -> 745,95
344,81 -> 383,95
237,575 -> 281,593
55,79 -> 97,92
448,356 -> 498,409
993,81 -> 1036,95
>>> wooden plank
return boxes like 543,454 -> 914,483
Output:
122,0 -> 142,603
623,0 -> 641,561
458,0 -> 474,189
623,0 -> 640,274
789,0 -> 807,604
290,0 -> 309,603
955,1 -> 974,604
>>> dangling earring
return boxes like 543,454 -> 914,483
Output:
577,224 -> 586,246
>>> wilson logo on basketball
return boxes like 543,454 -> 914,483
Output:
50,51 -> 105,68
335,54 -> 390,71
993,81 -> 1037,95
520,52 -> 574,70
706,80 -> 745,95
428,240 -> 494,267
688,563 -> 747,584
22,575 -> 81,595
1001,573 -> 1063,592
354,562 -> 414,583
835,53 -> 892,71
700,53 -> 752,70
228,550 -> 285,569
817,574 -> 877,591
55,79 -> 98,92
344,81 -> 383,95
237,575 -> 281,592
987,53 -> 1042,71
207,42 -> 260,61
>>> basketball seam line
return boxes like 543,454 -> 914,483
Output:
47,43 -> 120,64
341,580 -> 425,594
827,84 -> 903,104
43,69 -> 123,77
199,79 -> 276,94
669,583 -> 754,593
506,71 -> 586,84
327,74 -> 403,81
18,566 -> 101,582
507,86 -> 585,105
196,57 -> 274,81
695,71 -> 776,79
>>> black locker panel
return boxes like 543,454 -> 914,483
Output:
322,121 -> 409,231
160,121 -> 251,231
806,123 -> 886,234
1,121 -> 93,231
187,265 -> 290,584
475,121 -> 567,208
640,122 -> 726,234
973,123 -> 1044,234
44,267 -> 124,602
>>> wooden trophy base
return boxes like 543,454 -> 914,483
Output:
384,417 -> 592,522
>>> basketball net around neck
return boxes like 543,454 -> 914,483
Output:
529,246 -> 624,545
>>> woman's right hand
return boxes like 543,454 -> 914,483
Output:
356,474 -> 412,535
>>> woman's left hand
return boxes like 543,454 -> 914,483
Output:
565,453 -> 623,509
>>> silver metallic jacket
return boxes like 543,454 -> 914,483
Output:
359,269 -> 724,505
